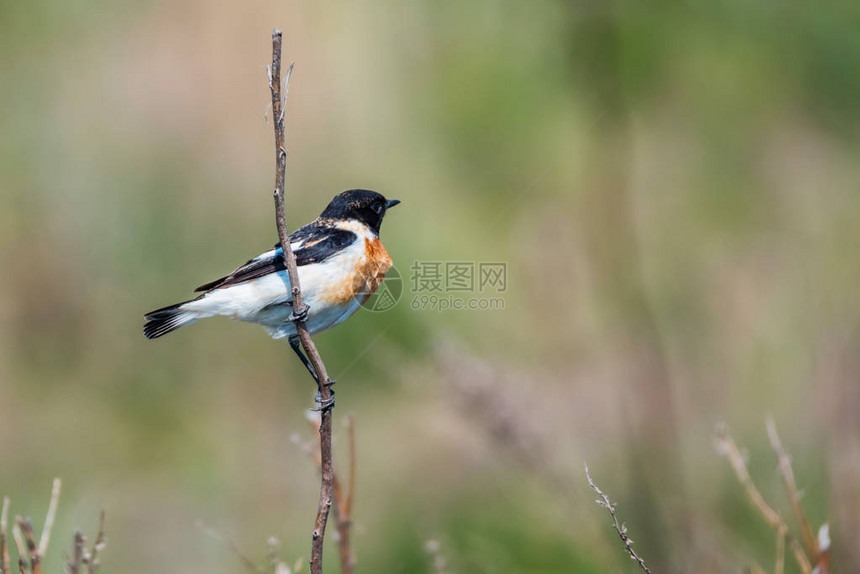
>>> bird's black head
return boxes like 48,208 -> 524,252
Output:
319,189 -> 401,235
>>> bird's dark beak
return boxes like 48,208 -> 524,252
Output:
386,199 -> 401,209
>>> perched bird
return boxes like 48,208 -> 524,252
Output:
144,189 -> 400,380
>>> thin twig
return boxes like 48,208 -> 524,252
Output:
16,517 -> 39,574
2,497 -> 10,574
68,531 -> 84,574
10,524 -> 25,571
269,29 -> 335,574
790,539 -> 812,574
86,510 -> 106,574
714,423 -> 812,574
196,520 -> 263,573
765,418 -> 818,559
775,526 -> 786,574
713,425 -> 784,530
37,478 -> 60,558
583,463 -> 652,573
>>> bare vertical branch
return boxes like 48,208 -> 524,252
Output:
583,463 -> 652,574
765,418 -> 818,558
37,479 -> 60,558
269,28 -> 335,574
2,497 -> 10,574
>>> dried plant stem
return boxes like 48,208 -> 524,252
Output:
790,539 -> 812,574
1,482 -> 98,574
714,423 -> 812,574
765,418 -> 817,558
196,520 -> 263,573
714,425 -> 784,530
68,532 -> 84,574
774,526 -> 786,574
16,518 -> 39,574
37,479 -> 60,558
583,462 -> 652,574
334,415 -> 356,574
86,510 -> 106,574
269,29 -> 335,574
10,525 -> 25,569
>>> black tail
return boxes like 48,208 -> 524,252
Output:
143,302 -> 198,339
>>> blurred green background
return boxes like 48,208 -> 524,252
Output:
1,1 -> 859,572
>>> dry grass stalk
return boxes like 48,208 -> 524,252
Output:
774,526 -> 785,574
0,478 -> 102,574
37,479 -> 60,559
714,421 -> 828,574
67,531 -> 84,574
197,521 -> 303,574
268,29 -> 336,574
196,520 -> 265,573
85,511 -> 106,574
14,519 -> 38,574
10,524 -> 25,565
67,511 -> 106,574
583,462 -> 652,573
713,424 -> 784,531
764,419 -> 821,563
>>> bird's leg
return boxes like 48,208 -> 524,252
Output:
289,337 -> 318,383
290,337 -> 336,411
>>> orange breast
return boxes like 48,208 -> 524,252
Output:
322,238 -> 393,305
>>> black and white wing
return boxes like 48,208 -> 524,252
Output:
193,222 -> 357,293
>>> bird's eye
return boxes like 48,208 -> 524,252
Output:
372,203 -> 384,214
